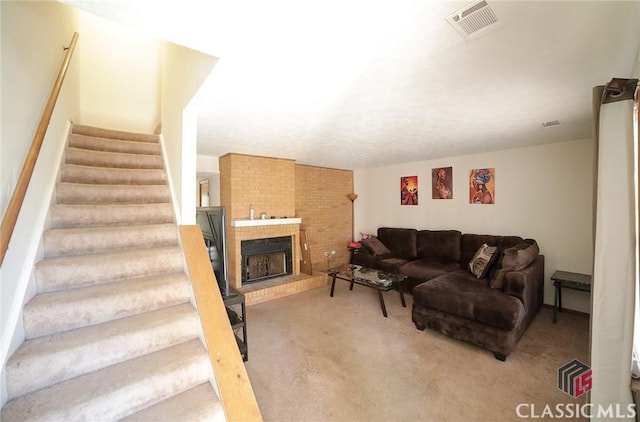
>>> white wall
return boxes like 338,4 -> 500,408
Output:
197,154 -> 220,174
0,0 -> 81,404
354,138 -> 594,312
76,10 -> 161,133
197,154 -> 221,206
207,173 -> 221,206
160,43 -> 217,224
0,1 -> 81,217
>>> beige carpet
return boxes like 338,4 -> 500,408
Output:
244,280 -> 589,422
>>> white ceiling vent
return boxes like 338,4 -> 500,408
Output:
446,0 -> 500,41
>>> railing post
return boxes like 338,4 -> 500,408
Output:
180,225 -> 262,421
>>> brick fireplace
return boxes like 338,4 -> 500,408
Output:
226,218 -> 301,289
219,153 -> 326,304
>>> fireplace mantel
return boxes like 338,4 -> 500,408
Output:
231,218 -> 301,227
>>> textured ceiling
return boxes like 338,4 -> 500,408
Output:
64,1 -> 640,170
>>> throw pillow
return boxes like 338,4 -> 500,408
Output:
468,243 -> 498,279
360,236 -> 392,257
490,240 -> 539,289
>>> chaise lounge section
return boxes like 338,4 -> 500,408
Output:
353,227 -> 544,360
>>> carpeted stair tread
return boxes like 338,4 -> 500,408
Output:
35,246 -> 184,293
68,133 -> 161,155
49,203 -> 175,228
7,303 -> 201,399
44,223 -> 178,258
72,124 -> 159,143
23,273 -> 192,339
1,123 -> 227,421
66,147 -> 163,169
122,382 -> 224,422
56,182 -> 171,204
0,339 -> 211,422
61,163 -> 167,185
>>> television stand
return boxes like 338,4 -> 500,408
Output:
223,287 -> 248,361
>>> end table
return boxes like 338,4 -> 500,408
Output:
551,270 -> 591,323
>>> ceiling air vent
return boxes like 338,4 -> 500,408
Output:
541,120 -> 560,128
446,0 -> 500,41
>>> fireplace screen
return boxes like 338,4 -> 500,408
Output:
241,236 -> 293,284
246,252 -> 286,282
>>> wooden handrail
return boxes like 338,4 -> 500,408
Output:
0,32 -> 78,265
180,225 -> 262,421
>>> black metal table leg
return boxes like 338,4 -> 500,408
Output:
398,283 -> 406,308
558,284 -> 563,313
553,282 -> 559,323
241,299 -> 248,361
330,274 -> 337,297
349,278 -> 355,291
378,290 -> 388,317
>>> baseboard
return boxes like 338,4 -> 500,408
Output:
542,303 -> 590,318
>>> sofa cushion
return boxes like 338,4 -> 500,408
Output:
486,236 -> 527,281
416,230 -> 462,262
412,270 -> 525,331
468,243 -> 498,279
490,239 -> 540,289
461,234 -> 503,270
399,259 -> 461,282
360,236 -> 391,256
499,236 -> 526,249
378,227 -> 418,259
504,239 -> 539,269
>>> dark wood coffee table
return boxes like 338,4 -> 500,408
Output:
328,264 -> 407,317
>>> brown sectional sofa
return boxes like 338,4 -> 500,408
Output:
352,227 -> 544,361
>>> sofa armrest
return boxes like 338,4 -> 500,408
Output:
503,255 -> 545,315
351,247 -> 373,264
351,248 -> 389,270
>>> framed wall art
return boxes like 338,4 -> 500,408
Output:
469,168 -> 495,204
432,167 -> 453,199
400,176 -> 418,205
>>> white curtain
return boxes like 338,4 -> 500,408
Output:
634,95 -> 640,380
590,79 -> 638,417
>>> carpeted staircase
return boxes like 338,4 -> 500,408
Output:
1,125 -> 224,421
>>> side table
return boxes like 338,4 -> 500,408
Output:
552,270 -> 592,323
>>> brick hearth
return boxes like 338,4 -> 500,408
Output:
239,274 -> 328,306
